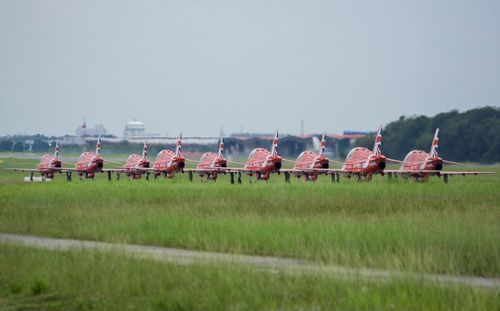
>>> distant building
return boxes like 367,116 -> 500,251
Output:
123,120 -> 145,137
60,135 -> 84,145
76,124 -> 107,137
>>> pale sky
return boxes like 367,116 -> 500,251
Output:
0,0 -> 499,137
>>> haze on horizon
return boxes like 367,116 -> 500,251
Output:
0,0 -> 499,137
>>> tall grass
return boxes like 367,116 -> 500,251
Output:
0,244 -> 498,310
1,158 -> 499,277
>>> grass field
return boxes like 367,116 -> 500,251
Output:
1,157 -> 499,309
1,244 -> 498,310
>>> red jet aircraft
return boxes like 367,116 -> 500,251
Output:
138,132 -> 186,178
184,137 -> 227,181
223,130 -> 282,182
340,126 -> 387,180
58,137 -> 105,180
385,128 -> 495,182
5,141 -> 62,180
280,134 -> 342,181
105,142 -> 150,179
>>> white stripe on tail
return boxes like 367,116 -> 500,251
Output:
319,134 -> 326,157
95,137 -> 101,155
217,137 -> 224,158
373,125 -> 382,156
175,132 -> 182,157
142,141 -> 148,159
429,128 -> 439,158
270,129 -> 279,156
54,141 -> 60,157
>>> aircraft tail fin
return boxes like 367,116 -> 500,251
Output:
142,141 -> 148,159
271,129 -> 279,156
318,133 -> 326,157
54,140 -> 60,157
217,137 -> 224,158
95,136 -> 101,155
175,132 -> 182,157
430,128 -> 439,158
373,125 -> 382,156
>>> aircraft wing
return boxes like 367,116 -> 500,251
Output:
438,171 -> 495,176
3,168 -> 42,172
317,168 -> 346,174
383,169 -> 442,174
56,167 -> 109,173
56,167 -> 88,173
134,167 -> 162,172
215,166 -> 283,174
183,168 -> 224,173
103,167 -> 165,173
383,169 -> 495,176
279,168 -> 345,174
101,168 -> 128,173
220,167 -> 254,174
131,167 -> 187,174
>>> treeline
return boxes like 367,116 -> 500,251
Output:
0,134 -> 54,153
0,135 -> 116,153
355,106 -> 500,163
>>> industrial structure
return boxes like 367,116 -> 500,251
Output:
123,120 -> 146,138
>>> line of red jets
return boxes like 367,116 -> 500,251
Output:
6,127 -> 495,183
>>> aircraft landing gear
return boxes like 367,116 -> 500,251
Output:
366,174 -> 373,182
284,172 -> 290,183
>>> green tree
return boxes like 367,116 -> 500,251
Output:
354,106 -> 500,163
